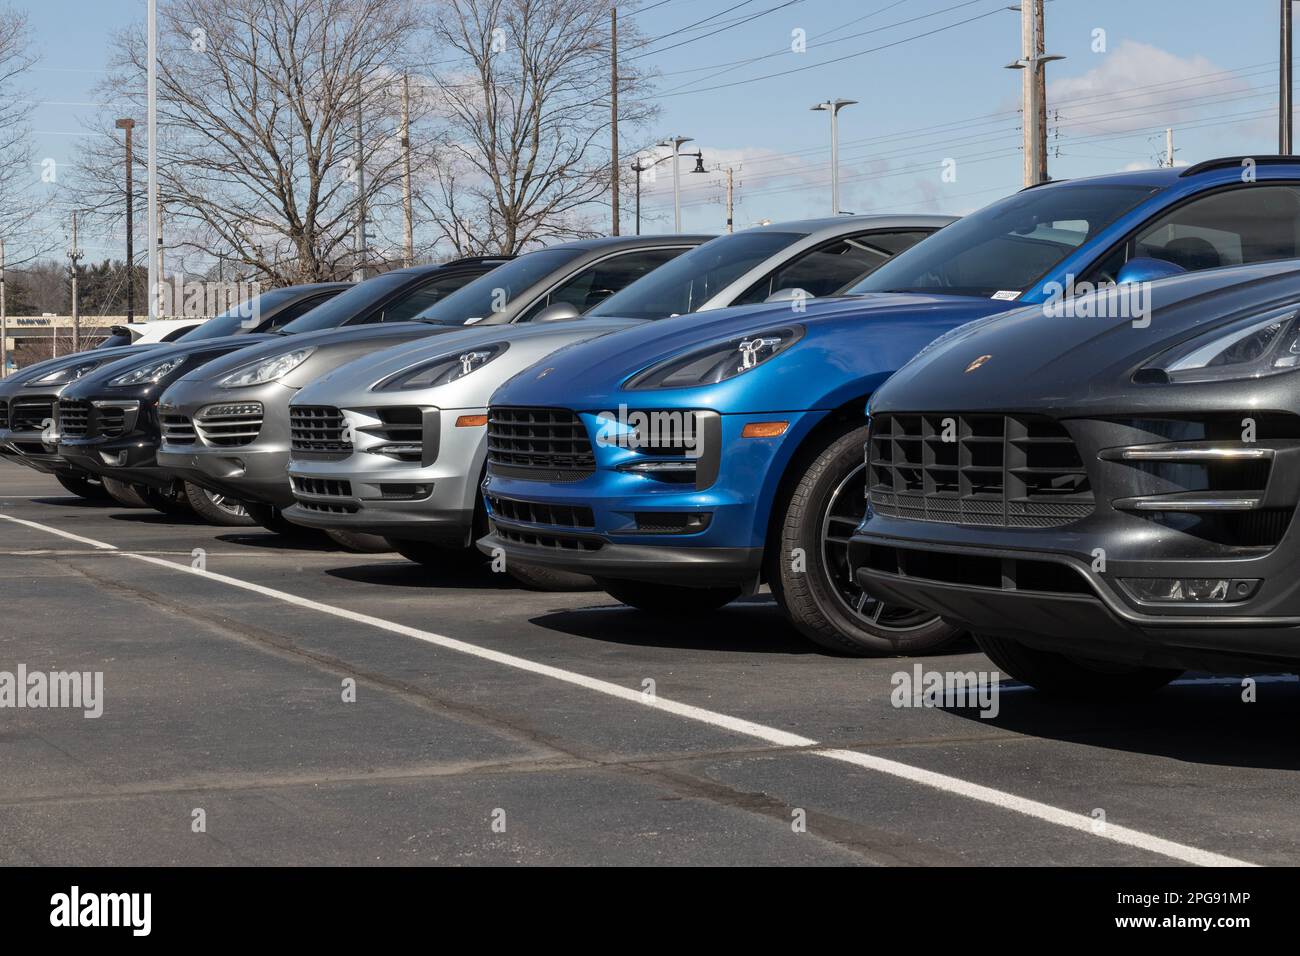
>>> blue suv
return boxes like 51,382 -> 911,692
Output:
480,157 -> 1300,656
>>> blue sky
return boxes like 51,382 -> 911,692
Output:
14,0 -> 1292,258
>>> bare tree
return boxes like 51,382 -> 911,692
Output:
74,0 -> 426,285
0,7 -> 46,263
419,0 -> 658,255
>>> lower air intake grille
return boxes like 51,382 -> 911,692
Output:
10,398 -> 54,433
161,413 -> 196,444
869,413 -> 1094,528
57,399 -> 91,439
487,495 -> 595,529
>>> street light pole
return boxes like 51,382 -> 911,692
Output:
811,99 -> 857,215
147,0 -> 158,320
1284,0 -> 1295,153
115,118 -> 136,321
658,136 -> 693,232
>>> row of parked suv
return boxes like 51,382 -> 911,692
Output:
6,155 -> 1300,696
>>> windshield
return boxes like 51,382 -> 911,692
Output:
176,287 -> 310,340
277,273 -> 414,333
589,231 -> 804,320
848,183 -> 1161,298
411,248 -> 585,325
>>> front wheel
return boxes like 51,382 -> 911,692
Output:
55,473 -> 110,501
506,561 -> 598,591
325,528 -> 393,553
595,578 -> 740,613
975,634 -> 1181,697
770,422 -> 962,656
101,477 -> 150,508
183,482 -> 256,527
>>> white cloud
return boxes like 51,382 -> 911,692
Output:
1048,40 -> 1254,135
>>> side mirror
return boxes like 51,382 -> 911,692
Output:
533,302 -> 582,323
1116,257 -> 1186,286
764,287 -> 813,304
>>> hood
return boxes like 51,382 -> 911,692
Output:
493,292 -> 1011,410
61,333 -> 278,400
872,260 -> 1300,413
293,318 -> 642,408
174,322 -> 452,390
3,343 -> 159,389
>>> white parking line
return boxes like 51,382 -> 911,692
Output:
0,511 -> 1257,867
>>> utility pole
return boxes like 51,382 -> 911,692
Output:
1165,127 -> 1176,167
1284,0 -> 1295,152
156,203 -> 165,317
69,211 -> 83,352
401,74 -> 414,267
1006,0 -> 1061,187
723,167 -> 735,234
147,0 -> 158,320
353,79 -> 366,281
811,99 -> 856,215
0,238 -> 7,378
115,118 -> 136,321
610,6 -> 620,235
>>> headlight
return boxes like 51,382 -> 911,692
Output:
374,343 -> 508,391
1138,305 -> 1300,384
216,347 -> 315,388
27,361 -> 101,386
107,355 -> 187,387
624,326 -> 804,390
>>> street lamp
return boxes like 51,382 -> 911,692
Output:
115,118 -> 136,321
810,99 -> 857,215
656,136 -> 706,232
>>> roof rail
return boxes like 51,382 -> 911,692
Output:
443,254 -> 517,265
1180,155 -> 1300,177
1018,177 -> 1063,191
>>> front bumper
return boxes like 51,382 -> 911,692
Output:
281,403 -> 488,545
0,392 -> 81,475
851,410 -> 1300,671
57,399 -> 175,489
476,408 -> 826,588
156,382 -> 297,505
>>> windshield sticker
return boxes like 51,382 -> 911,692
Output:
990,290 -> 1021,301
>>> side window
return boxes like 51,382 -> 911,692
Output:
378,272 -> 481,323
518,248 -> 686,321
261,293 -> 334,331
732,230 -> 933,305
1085,185 -> 1300,285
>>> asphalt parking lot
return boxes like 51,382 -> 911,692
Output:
1,458 -> 1297,867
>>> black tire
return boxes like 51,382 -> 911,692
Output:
505,561 -> 598,591
383,538 -> 488,569
55,473 -> 110,501
241,501 -> 318,536
325,528 -> 393,553
101,477 -> 151,508
183,482 -> 256,527
770,422 -> 962,656
139,482 -> 192,516
974,633 -> 1182,697
595,578 -> 739,613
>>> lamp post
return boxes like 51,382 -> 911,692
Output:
657,136 -> 698,232
811,99 -> 857,215
147,0 -> 158,319
115,118 -> 136,321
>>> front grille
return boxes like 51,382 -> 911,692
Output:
10,397 -> 54,433
57,399 -> 91,439
161,413 -> 196,444
487,406 -> 594,481
868,413 -> 1094,528
290,406 -> 352,457
487,494 -> 594,529
195,403 -> 263,447
290,476 -> 358,514
0,400 -> 7,430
